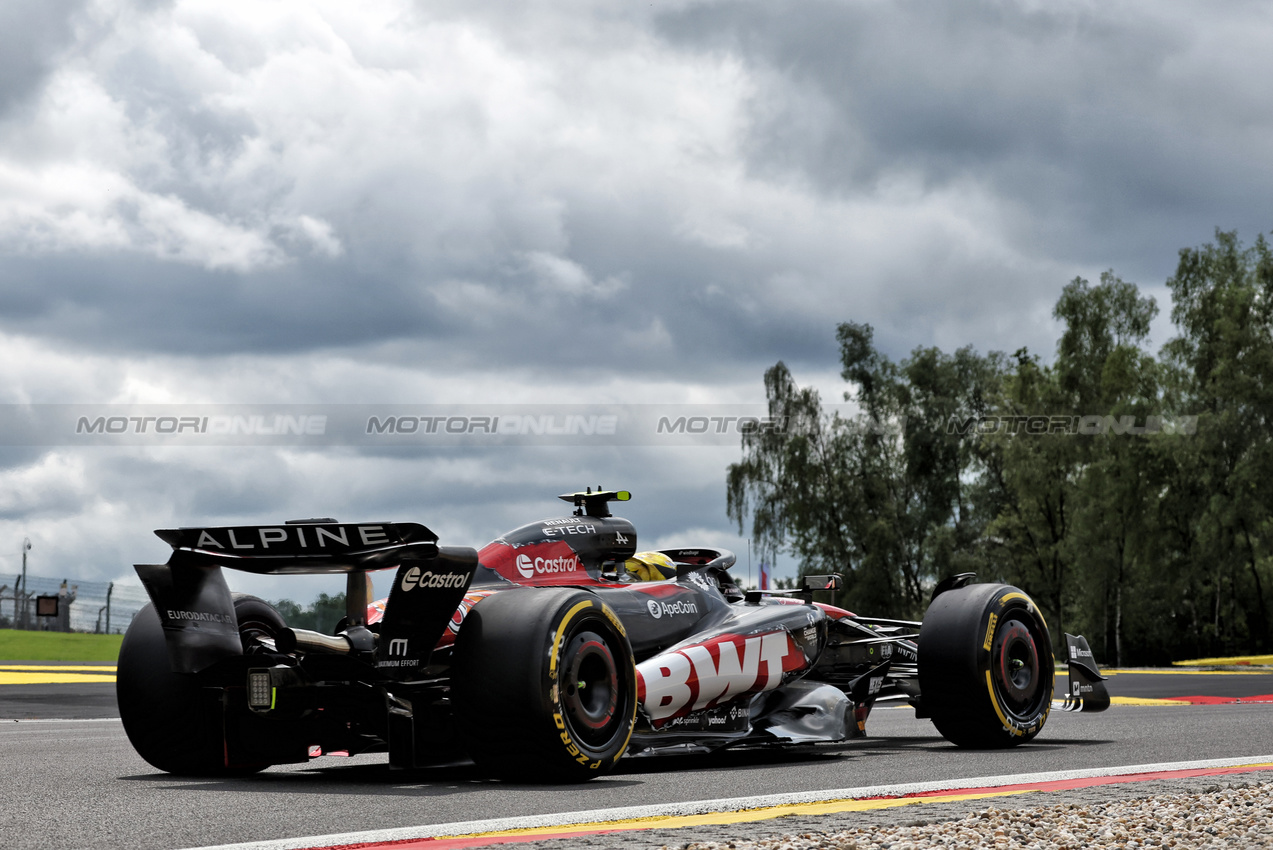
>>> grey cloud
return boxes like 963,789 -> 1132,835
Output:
0,2 -> 848,379
7,2 -> 1273,604
0,3 -> 891,377
0,442 -> 746,601
656,0 -> 1273,288
0,254 -> 447,356
7,2 -> 1271,380
0,221 -> 838,383
0,1 -> 87,116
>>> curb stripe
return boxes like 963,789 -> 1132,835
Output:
181,756 -> 1273,850
0,664 -> 118,686
0,671 -> 118,684
1104,695 -> 1273,706
0,665 -> 117,672
309,793 -> 1041,850
1100,668 -> 1273,676
383,765 -> 1273,850
1164,694 -> 1273,705
1173,655 -> 1273,667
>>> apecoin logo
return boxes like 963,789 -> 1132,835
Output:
646,599 -> 699,619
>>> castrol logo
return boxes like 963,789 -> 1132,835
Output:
516,552 -> 580,578
400,566 -> 468,591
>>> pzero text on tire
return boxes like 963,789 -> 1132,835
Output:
116,594 -> 287,775
917,583 -> 1054,748
451,588 -> 637,782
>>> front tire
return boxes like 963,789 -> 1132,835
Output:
116,594 -> 286,774
451,588 -> 637,782
918,583 -> 1053,748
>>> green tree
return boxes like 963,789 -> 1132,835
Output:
272,592 -> 347,633
273,598 -> 306,625
1161,230 -> 1273,653
977,347 -> 1075,638
725,360 -> 866,604
727,323 -> 1007,618
979,273 -> 1160,658
728,229 -> 1273,663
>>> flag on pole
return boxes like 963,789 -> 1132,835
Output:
758,560 -> 771,590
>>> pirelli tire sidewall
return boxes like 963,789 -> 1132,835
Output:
451,588 -> 637,782
918,583 -> 1054,748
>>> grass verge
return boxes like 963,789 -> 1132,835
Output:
0,629 -> 123,662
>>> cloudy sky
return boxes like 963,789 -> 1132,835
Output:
1,0 -> 1270,607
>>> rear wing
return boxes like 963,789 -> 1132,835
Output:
137,520 -> 474,674
155,521 -> 439,573
744,573 -> 845,605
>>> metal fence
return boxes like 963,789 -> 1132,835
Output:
0,572 -> 150,634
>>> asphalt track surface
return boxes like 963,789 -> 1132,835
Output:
2,664 -> 1273,850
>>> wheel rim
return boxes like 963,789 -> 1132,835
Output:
991,618 -> 1043,717
561,629 -> 620,743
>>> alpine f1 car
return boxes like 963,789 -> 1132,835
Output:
118,489 -> 1109,781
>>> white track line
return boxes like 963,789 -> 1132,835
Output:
3,717 -> 121,724
183,754 -> 1273,850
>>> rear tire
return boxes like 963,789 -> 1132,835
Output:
232,595 -> 288,649
451,588 -> 637,782
116,594 -> 286,775
918,583 -> 1053,748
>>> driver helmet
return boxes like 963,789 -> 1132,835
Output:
625,551 -> 676,582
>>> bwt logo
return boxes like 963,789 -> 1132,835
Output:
515,553 -> 580,578
637,631 -> 795,722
